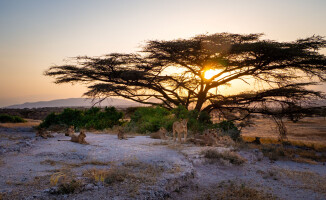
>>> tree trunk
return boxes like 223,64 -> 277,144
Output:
194,93 -> 206,111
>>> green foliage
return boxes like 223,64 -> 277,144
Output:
39,107 -> 123,130
128,105 -> 213,134
216,120 -> 240,141
84,107 -> 123,130
129,106 -> 173,133
0,114 -> 26,123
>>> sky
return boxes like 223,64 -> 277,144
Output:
0,0 -> 326,107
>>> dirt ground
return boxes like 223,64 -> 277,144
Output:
0,121 -> 326,200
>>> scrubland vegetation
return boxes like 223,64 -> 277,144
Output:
38,107 -> 123,130
1,105 -> 326,200
0,114 -> 26,123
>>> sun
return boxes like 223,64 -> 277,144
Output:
204,69 -> 219,80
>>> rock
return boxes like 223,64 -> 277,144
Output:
21,177 -> 28,182
43,188 -> 51,193
84,183 -> 95,190
47,186 -> 58,194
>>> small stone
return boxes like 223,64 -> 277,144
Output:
21,177 -> 28,182
85,183 -> 95,190
43,188 -> 50,193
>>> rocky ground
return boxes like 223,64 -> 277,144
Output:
0,124 -> 326,200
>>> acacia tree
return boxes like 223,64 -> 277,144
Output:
45,33 -> 326,120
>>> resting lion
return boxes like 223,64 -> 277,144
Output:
36,128 -> 53,139
65,125 -> 75,136
150,127 -> 167,139
188,129 -> 234,147
173,119 -> 188,142
58,130 -> 89,144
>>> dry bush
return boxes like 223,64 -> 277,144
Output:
83,167 -> 128,185
68,160 -> 112,167
257,169 -> 280,181
259,144 -> 326,163
260,145 -> 285,161
40,159 -> 57,166
202,149 -> 246,165
279,169 -> 326,194
167,164 -> 183,174
123,161 -> 165,183
197,181 -> 277,200
49,170 -> 82,194
291,157 -> 318,165
83,161 -> 165,186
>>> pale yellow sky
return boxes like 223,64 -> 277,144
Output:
1,0 -> 326,107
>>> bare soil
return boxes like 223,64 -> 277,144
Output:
0,121 -> 326,200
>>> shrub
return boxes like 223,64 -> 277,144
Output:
128,105 -> 214,134
0,114 -> 26,123
216,120 -> 240,141
56,180 -> 81,194
129,106 -> 173,133
202,149 -> 246,165
39,107 -> 123,130
261,145 -> 285,161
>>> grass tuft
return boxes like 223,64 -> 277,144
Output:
197,181 -> 277,200
202,149 -> 246,165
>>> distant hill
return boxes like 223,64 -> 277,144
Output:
4,98 -> 146,109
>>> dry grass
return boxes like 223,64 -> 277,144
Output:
257,144 -> 326,163
168,164 -> 183,174
123,160 -> 165,183
241,117 -> 326,151
151,141 -> 169,146
83,167 -> 128,185
49,169 -> 83,194
69,160 -> 112,167
82,161 -> 165,185
279,168 -> 326,194
81,161 -> 166,197
40,159 -> 57,166
40,159 -> 112,167
196,181 -> 277,200
202,149 -> 247,165
0,119 -> 41,128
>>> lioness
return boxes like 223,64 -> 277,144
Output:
58,130 -> 89,144
36,128 -> 53,139
173,119 -> 188,142
117,127 -> 127,140
150,127 -> 167,139
65,125 -> 75,136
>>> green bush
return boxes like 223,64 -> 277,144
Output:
129,106 -> 173,133
128,105 -> 213,134
216,120 -> 240,141
0,114 -> 26,123
39,107 -> 123,130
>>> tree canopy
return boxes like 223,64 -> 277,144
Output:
45,33 -> 326,120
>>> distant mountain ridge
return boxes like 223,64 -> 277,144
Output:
4,98 -> 145,109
